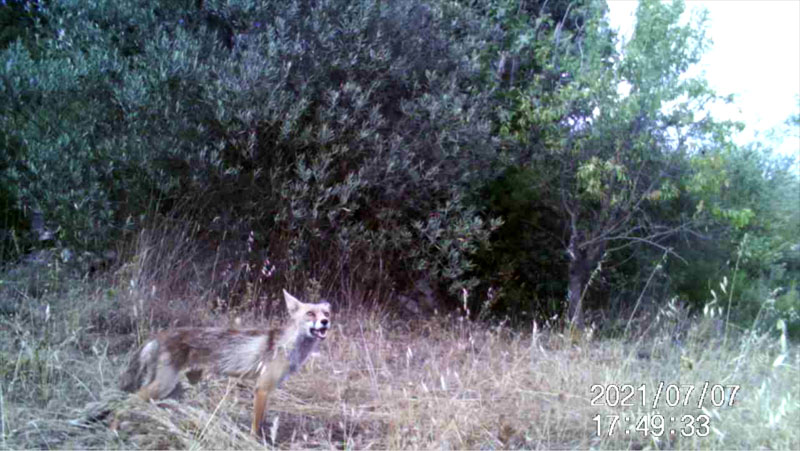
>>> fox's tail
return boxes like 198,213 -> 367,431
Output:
119,339 -> 159,393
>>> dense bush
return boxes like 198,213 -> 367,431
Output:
1,0 -> 796,328
1,0 -> 507,307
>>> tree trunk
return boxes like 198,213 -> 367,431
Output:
566,229 -> 604,329
567,252 -> 590,328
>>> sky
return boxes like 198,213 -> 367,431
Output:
606,0 -> 800,159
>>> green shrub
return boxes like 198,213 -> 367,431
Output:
1,0 -> 504,306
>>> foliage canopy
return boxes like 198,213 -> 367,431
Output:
1,0 -> 797,334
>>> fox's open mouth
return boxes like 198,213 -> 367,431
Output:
311,327 -> 328,339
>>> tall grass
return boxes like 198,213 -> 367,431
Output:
0,246 -> 797,449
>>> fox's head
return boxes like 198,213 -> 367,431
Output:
284,289 -> 331,339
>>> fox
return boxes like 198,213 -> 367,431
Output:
119,289 -> 331,436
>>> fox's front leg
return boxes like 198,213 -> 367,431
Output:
252,357 -> 290,437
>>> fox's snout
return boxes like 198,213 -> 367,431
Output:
310,317 -> 330,339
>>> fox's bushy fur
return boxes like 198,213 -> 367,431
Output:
120,289 -> 331,435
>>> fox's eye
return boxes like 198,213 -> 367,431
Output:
306,311 -> 315,318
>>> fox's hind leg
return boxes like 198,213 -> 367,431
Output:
137,356 -> 181,401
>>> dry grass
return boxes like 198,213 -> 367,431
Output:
1,258 -> 798,450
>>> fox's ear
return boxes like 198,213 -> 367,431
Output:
283,289 -> 302,314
